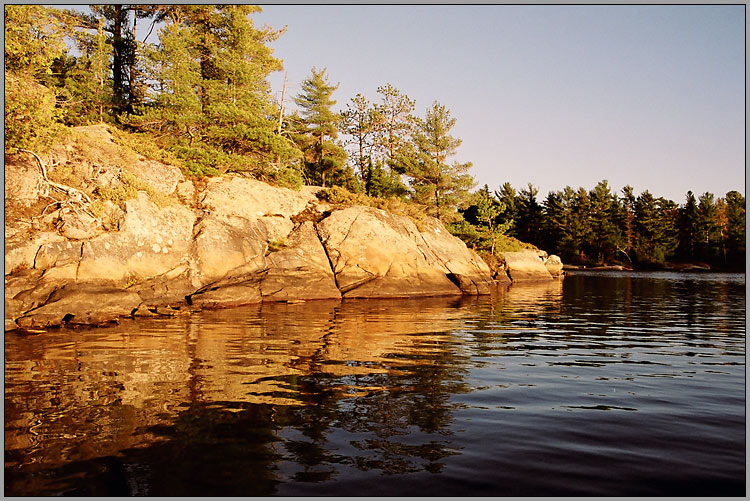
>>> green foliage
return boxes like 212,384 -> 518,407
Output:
445,218 -> 483,249
316,185 -> 362,205
292,68 -> 347,187
265,238 -> 287,255
723,191 -> 745,262
272,166 -> 304,190
60,17 -> 112,125
5,73 -> 63,152
94,170 -> 172,207
401,101 -> 474,220
447,216 -> 534,255
503,180 -> 744,269
340,93 -> 381,190
367,160 -> 410,199
339,84 -> 414,197
109,128 -> 184,169
4,5 -> 68,76
514,183 -> 543,246
375,83 -> 415,168
125,5 -> 300,175
88,200 -> 106,219
460,185 -> 512,255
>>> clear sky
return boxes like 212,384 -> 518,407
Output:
253,4 -> 745,202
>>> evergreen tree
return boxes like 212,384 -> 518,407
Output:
293,67 -> 347,187
49,16 -> 113,125
4,5 -> 68,77
588,180 -> 623,264
127,5 -> 300,175
401,101 -> 473,220
88,5 -> 133,112
4,5 -> 68,151
542,188 -> 577,260
134,11 -> 203,139
723,191 -> 746,268
677,191 -> 700,261
619,185 -> 637,264
633,191 -> 678,265
696,192 -> 722,262
474,185 -> 510,255
375,83 -> 415,170
495,182 -> 518,237
568,187 -> 594,262
340,93 -> 381,192
367,159 -> 409,199
516,183 -> 544,247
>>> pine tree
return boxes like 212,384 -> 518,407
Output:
4,5 -> 68,151
619,185 -> 637,264
570,187 -> 594,262
542,188 -> 575,259
130,11 -> 203,144
633,191 -> 678,265
126,5 -> 300,175
516,183 -> 544,247
4,5 -> 68,77
588,180 -> 623,264
696,192 -> 721,262
495,182 -> 518,237
375,83 -> 415,170
402,101 -> 474,220
293,67 -> 347,187
340,93 -> 381,192
677,191 -> 700,261
473,185 -> 510,255
88,5 -> 133,112
723,191 -> 746,268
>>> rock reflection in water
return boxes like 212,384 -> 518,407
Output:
5,295 -> 494,496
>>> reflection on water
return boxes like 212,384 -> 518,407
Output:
4,273 -> 745,496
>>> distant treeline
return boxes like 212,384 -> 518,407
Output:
460,181 -> 745,270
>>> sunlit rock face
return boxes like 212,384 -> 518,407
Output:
317,206 -> 493,298
3,126 -> 543,330
77,193 -> 196,282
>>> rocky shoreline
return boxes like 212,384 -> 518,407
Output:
5,125 -> 563,331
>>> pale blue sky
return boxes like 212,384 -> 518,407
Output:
55,4 -> 745,202
254,4 -> 745,202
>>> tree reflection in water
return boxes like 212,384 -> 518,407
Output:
5,295 -> 487,496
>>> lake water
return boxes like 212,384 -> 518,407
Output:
4,271 -> 746,496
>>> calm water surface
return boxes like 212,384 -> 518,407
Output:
5,272 -> 745,496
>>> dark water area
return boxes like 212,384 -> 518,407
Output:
4,271 -> 746,496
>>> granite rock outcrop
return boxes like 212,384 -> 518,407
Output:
5,125 -> 521,330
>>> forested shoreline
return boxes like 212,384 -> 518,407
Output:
458,181 -> 745,270
5,5 -> 745,271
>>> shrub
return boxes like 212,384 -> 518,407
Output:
5,73 -> 63,152
94,170 -> 172,207
273,166 -> 303,190
110,128 -> 184,170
